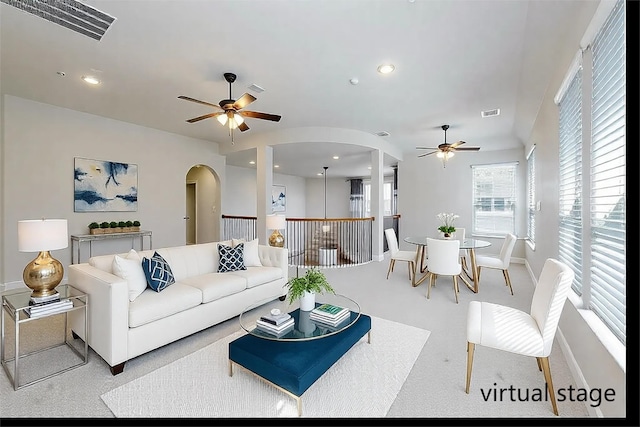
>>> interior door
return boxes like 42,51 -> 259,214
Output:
186,182 -> 196,244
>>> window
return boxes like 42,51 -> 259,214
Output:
526,145 -> 536,246
363,181 -> 393,217
556,0 -> 625,344
471,163 -> 517,236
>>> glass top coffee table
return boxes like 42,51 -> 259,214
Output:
239,293 -> 361,341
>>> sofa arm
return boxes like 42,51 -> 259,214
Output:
67,263 -> 130,368
258,245 -> 288,275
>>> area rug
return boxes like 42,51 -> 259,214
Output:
100,316 -> 430,418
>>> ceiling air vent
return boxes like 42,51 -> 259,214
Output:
1,0 -> 116,41
375,131 -> 390,137
481,108 -> 500,118
248,84 -> 265,93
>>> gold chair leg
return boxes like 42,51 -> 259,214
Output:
465,342 -> 474,393
503,269 -> 514,295
427,273 -> 433,299
539,357 -> 559,416
453,276 -> 459,304
408,261 -> 414,280
477,266 -> 481,281
386,259 -> 394,279
536,357 -> 542,371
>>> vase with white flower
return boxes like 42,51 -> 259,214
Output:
437,212 -> 459,239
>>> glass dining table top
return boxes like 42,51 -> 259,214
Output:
403,236 -> 491,249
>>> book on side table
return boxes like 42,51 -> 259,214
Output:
24,299 -> 73,318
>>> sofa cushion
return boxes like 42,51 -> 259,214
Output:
155,243 -> 218,281
112,249 -> 147,302
180,273 -> 247,303
142,252 -> 176,292
232,238 -> 262,267
128,283 -> 202,328
227,266 -> 284,289
218,243 -> 246,273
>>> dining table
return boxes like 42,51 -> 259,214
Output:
403,236 -> 491,293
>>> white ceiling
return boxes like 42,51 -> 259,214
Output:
0,0 -> 598,178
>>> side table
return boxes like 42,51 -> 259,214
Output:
1,284 -> 88,390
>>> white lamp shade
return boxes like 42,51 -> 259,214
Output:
266,215 -> 286,230
18,219 -> 68,252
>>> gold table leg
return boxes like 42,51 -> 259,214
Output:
460,248 -> 479,293
411,245 -> 429,287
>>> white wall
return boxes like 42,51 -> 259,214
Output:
397,148 -> 527,258
2,95 -> 226,287
305,177 -> 351,219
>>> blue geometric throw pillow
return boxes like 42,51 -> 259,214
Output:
217,243 -> 246,273
141,252 -> 175,292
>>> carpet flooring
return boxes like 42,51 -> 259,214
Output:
100,316 -> 430,418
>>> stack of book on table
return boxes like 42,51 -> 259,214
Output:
256,312 -> 294,336
24,295 -> 73,318
309,303 -> 350,327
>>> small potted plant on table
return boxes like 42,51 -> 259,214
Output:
110,221 -> 120,233
132,220 -> 141,232
286,267 -> 335,311
88,222 -> 101,235
437,212 -> 459,239
100,221 -> 111,233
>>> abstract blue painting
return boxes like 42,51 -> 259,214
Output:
74,157 -> 138,212
272,185 -> 286,213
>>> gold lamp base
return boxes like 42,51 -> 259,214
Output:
23,251 -> 64,298
269,230 -> 285,248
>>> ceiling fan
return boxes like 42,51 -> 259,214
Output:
416,125 -> 480,165
178,72 -> 281,143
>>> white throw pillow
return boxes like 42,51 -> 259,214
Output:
112,249 -> 147,301
232,238 -> 262,267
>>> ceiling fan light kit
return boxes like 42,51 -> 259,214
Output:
179,72 -> 281,144
416,124 -> 480,167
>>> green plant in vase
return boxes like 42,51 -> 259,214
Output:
437,212 -> 459,238
285,267 -> 335,311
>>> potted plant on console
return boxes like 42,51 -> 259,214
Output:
286,267 -> 335,311
100,221 -> 110,233
132,220 -> 141,232
88,222 -> 101,235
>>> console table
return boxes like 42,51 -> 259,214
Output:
70,230 -> 152,264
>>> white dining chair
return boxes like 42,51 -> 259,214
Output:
425,238 -> 462,303
475,233 -> 517,295
384,228 -> 416,281
465,258 -> 574,415
456,227 -> 467,268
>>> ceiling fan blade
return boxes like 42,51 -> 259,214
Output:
238,121 -> 250,132
178,95 -> 222,109
186,111 -> 224,123
416,147 -> 439,150
453,147 -> 481,151
418,151 -> 438,157
240,110 -> 282,122
450,140 -> 466,149
233,93 -> 257,110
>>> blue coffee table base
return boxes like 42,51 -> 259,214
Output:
229,313 -> 372,416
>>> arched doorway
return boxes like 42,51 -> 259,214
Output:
185,164 -> 221,244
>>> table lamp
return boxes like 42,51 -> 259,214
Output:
266,214 -> 286,248
18,219 -> 68,298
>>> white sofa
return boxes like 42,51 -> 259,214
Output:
67,240 -> 288,375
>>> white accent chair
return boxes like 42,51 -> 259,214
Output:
475,233 -> 517,295
425,238 -> 462,303
465,258 -> 574,415
384,228 -> 416,281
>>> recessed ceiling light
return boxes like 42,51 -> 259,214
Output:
333,156 -> 339,160
82,75 -> 100,85
377,64 -> 395,74
317,172 -> 323,176
368,166 -> 372,170
249,161 -> 255,165
274,165 -> 280,168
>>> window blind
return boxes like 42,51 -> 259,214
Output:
471,163 -> 516,235
526,146 -> 536,245
558,69 -> 584,295
589,0 -> 625,344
